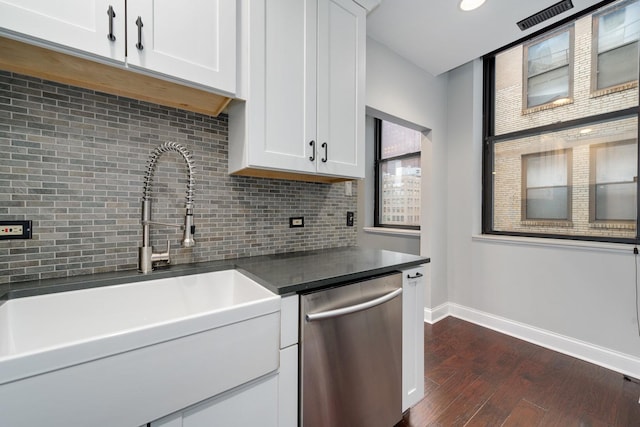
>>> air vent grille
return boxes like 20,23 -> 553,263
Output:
517,0 -> 574,31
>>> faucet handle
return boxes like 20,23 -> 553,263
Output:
150,240 -> 171,265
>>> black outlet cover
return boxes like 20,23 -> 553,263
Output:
347,211 -> 354,227
289,217 -> 304,228
0,220 -> 32,240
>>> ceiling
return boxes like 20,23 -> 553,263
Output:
366,0 -> 605,76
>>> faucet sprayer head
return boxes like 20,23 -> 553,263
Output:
182,205 -> 195,248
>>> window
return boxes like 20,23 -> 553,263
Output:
374,119 -> 421,229
522,150 -> 572,220
484,0 -> 640,244
593,0 -> 640,91
590,141 -> 637,221
524,28 -> 573,109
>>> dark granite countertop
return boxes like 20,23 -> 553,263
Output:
1,247 -> 430,300
237,247 -> 429,294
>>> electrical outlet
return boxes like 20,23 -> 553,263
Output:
0,220 -> 32,240
346,211 -> 354,227
289,217 -> 304,228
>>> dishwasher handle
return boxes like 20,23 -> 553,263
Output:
305,288 -> 402,322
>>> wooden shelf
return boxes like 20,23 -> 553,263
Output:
0,36 -> 232,117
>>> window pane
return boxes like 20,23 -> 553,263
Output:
494,2 -> 640,137
597,41 -> 639,89
526,187 -> 568,219
596,182 -> 636,220
379,156 -> 421,227
492,115 -> 637,238
381,121 -> 421,159
527,66 -> 570,107
595,142 -> 636,183
528,31 -> 570,76
526,152 -> 567,188
524,152 -> 569,220
598,1 -> 640,52
593,141 -> 637,221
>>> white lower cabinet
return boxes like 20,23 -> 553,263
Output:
402,265 -> 426,411
151,374 -> 279,427
278,294 -> 300,427
277,345 -> 299,427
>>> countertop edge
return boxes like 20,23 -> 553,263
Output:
265,259 -> 430,295
1,249 -> 430,299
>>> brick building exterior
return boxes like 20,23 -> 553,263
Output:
492,1 -> 638,239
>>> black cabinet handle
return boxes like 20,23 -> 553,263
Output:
135,16 -> 144,50
407,272 -> 423,279
321,142 -> 328,163
107,6 -> 116,41
309,140 -> 315,162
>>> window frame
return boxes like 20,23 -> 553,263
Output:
522,25 -> 575,112
482,0 -> 640,245
591,0 -> 640,94
373,118 -> 421,230
521,149 -> 573,222
589,139 -> 638,222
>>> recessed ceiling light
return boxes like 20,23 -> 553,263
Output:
459,0 -> 486,11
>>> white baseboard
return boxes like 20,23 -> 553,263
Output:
424,303 -> 449,324
424,302 -> 640,380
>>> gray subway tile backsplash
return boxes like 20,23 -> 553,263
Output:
0,71 -> 357,292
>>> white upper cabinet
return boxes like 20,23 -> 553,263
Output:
126,0 -> 236,94
0,0 -> 126,62
0,0 -> 235,94
316,0 -> 365,178
229,0 -> 365,182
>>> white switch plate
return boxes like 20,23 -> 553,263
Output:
345,181 -> 353,196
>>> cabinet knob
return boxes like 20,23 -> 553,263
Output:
107,6 -> 116,42
407,272 -> 423,279
321,142 -> 328,163
135,16 -> 144,50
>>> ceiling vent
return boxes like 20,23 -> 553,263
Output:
517,0 -> 574,31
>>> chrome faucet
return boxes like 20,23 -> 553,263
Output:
139,141 -> 196,273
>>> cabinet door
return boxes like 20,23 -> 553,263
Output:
151,374 -> 278,427
402,265 -> 425,411
0,0 -> 125,61
126,0 -> 236,93
278,345 -> 298,427
248,0 -> 317,174
316,0 -> 365,178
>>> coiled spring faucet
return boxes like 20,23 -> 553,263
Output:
139,142 -> 196,273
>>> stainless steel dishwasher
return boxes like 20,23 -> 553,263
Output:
300,272 -> 403,427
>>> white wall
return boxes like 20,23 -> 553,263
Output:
365,33 -> 640,377
446,60 -> 640,377
364,38 -> 449,308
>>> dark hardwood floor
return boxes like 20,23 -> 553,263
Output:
396,317 -> 640,426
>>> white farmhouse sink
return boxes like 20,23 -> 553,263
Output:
0,269 -> 281,427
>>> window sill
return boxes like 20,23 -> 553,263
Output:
521,220 -> 573,228
590,221 -> 636,230
590,80 -> 638,98
472,234 -> 634,254
522,97 -> 573,115
363,227 -> 420,238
